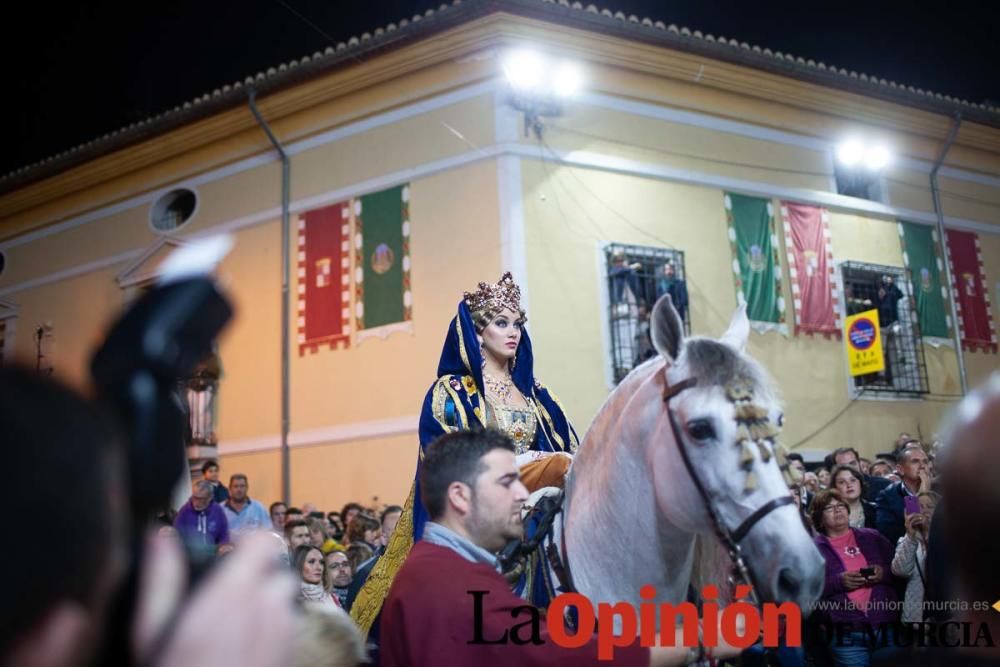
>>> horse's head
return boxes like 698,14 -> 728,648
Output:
647,295 -> 823,610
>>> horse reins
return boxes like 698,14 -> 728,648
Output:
663,376 -> 795,605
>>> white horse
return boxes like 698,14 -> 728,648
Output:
553,295 -> 823,621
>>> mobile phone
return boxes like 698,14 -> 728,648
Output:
904,496 -> 921,516
860,566 -> 875,578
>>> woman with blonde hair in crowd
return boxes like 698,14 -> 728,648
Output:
293,544 -> 340,609
308,517 -> 343,554
891,491 -> 940,623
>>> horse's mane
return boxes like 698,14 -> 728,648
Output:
682,338 -> 774,401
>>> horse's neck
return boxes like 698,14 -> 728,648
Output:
565,359 -> 695,606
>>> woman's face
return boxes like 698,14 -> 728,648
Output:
310,527 -> 325,547
834,471 -> 862,502
822,499 -> 850,533
301,549 -> 324,585
817,468 -> 831,488
363,527 -> 381,545
480,308 -> 523,364
919,495 -> 936,516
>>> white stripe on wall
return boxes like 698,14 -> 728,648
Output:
219,414 -> 419,455
2,141 -> 997,297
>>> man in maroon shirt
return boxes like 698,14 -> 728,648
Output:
381,428 -> 738,667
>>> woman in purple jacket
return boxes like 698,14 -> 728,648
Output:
810,489 -> 899,667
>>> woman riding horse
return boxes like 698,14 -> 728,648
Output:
351,272 -> 577,636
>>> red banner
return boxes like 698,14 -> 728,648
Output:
781,202 -> 839,338
945,229 -> 997,353
297,201 -> 352,355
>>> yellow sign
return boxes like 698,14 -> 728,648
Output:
844,309 -> 884,377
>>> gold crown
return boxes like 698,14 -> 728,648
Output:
463,272 -> 523,318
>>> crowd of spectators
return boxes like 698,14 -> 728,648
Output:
4,359 -> 997,667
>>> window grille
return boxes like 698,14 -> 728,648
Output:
605,243 -> 687,384
841,261 -> 929,396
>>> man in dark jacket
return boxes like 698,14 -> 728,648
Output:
874,445 -> 930,546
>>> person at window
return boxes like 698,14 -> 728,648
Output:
609,250 -> 642,307
655,261 -> 688,323
350,272 -> 578,638
633,304 -> 656,366
877,274 -> 905,384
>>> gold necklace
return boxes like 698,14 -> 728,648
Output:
483,373 -> 515,404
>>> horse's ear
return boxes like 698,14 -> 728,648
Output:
651,294 -> 684,361
720,304 -> 750,352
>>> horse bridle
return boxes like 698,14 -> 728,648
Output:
662,376 -> 795,604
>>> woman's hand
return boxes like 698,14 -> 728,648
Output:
864,565 -> 884,585
841,570 -> 867,591
905,513 -> 927,540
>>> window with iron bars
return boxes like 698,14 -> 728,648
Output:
841,261 -> 929,396
605,243 -> 688,385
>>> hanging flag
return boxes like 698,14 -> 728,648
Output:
354,184 -> 413,342
899,221 -> 950,339
781,201 -> 839,338
725,193 -> 786,333
297,201 -> 352,355
945,229 -> 997,353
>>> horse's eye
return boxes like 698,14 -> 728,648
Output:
686,419 -> 715,442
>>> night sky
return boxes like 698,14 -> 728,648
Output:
3,0 -> 998,178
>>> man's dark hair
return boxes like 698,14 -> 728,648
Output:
228,473 -> 248,486
286,506 -> 303,516
0,366 -> 123,657
826,446 -> 860,470
786,452 -> 804,465
284,519 -> 308,539
201,459 -> 219,475
270,501 -> 287,514
380,505 -> 403,526
419,428 -> 516,520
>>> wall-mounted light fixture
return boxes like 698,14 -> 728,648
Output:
502,48 -> 584,139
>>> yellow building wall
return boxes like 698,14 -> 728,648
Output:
541,104 -> 832,192
288,434 -> 415,511
521,158 -> 976,459
6,267 -> 124,388
288,160 -> 501,431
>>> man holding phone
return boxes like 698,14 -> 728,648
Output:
875,445 -> 931,546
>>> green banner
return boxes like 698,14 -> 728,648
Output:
726,193 -> 784,326
357,184 -> 411,331
900,221 -> 949,338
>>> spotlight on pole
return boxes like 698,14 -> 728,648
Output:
502,48 -> 585,139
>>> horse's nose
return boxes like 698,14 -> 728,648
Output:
775,567 -> 802,601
